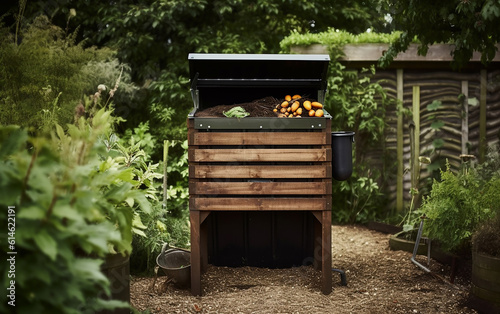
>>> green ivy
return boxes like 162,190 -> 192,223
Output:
324,51 -> 390,224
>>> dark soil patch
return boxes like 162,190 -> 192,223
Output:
195,96 -> 319,118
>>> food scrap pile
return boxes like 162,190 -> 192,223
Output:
274,94 -> 324,118
195,95 -> 324,118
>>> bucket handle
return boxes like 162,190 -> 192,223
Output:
160,243 -> 191,256
160,243 -> 170,256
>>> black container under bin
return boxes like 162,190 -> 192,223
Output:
331,131 -> 355,181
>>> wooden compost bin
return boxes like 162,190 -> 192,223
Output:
187,53 -> 332,296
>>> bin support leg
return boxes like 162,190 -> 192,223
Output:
321,210 -> 332,295
190,211 -> 201,296
312,211 -> 332,294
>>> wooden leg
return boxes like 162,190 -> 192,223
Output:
313,214 -> 322,271
190,211 -> 202,296
321,210 -> 332,295
201,213 -> 208,273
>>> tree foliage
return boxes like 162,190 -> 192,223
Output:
2,0 -> 392,149
381,0 -> 500,68
0,14 -> 139,134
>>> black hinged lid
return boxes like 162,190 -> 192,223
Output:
188,53 -> 330,112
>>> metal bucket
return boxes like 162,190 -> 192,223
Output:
156,246 -> 191,288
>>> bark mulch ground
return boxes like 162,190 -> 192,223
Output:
131,225 -> 478,313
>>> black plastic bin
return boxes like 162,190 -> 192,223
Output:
331,131 -> 355,181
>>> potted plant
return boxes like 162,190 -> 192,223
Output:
469,150 -> 500,312
471,211 -> 500,312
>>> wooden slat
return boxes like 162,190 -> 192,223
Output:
189,165 -> 331,179
190,181 -> 331,195
191,131 -> 327,145
189,148 -> 330,162
480,69 -> 487,162
396,69 -> 404,212
190,197 -> 327,211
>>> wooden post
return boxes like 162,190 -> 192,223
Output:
412,86 -> 421,189
461,81 -> 469,155
396,69 -> 404,212
479,70 -> 487,162
321,210 -> 332,294
163,140 -> 169,209
190,211 -> 201,296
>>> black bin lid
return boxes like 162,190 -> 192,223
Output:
189,53 -> 330,90
188,54 -> 330,112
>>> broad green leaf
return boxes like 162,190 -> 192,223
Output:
432,138 -> 444,149
131,190 -> 152,213
403,224 -> 414,232
132,212 -> 147,229
125,197 -> 134,207
34,229 -> 58,261
426,100 -> 442,111
72,258 -> 107,284
430,120 -> 445,130
18,205 -> 46,220
468,97 -> 479,106
132,228 -> 147,237
53,204 -> 84,222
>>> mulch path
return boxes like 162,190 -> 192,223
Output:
131,225 -> 478,313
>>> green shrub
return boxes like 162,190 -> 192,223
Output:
0,15 -> 138,134
280,29 -> 403,52
0,101 -> 155,313
420,161 -> 500,253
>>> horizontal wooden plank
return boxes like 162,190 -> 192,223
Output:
190,165 -> 331,179
190,197 -> 328,211
190,181 -> 331,195
191,131 -> 328,146
189,148 -> 331,162
291,43 -> 500,62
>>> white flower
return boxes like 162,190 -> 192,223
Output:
97,84 -> 106,91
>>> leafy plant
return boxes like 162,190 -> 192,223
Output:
0,114 -> 136,313
223,106 -> 250,118
117,123 -> 190,274
130,201 -> 190,274
420,159 -> 499,253
333,171 -> 385,224
321,46 -> 390,224
0,69 -> 159,312
280,29 -> 403,52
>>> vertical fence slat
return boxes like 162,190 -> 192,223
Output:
411,85 -> 421,192
461,81 -> 469,155
480,70 -> 487,162
397,69 -> 404,212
